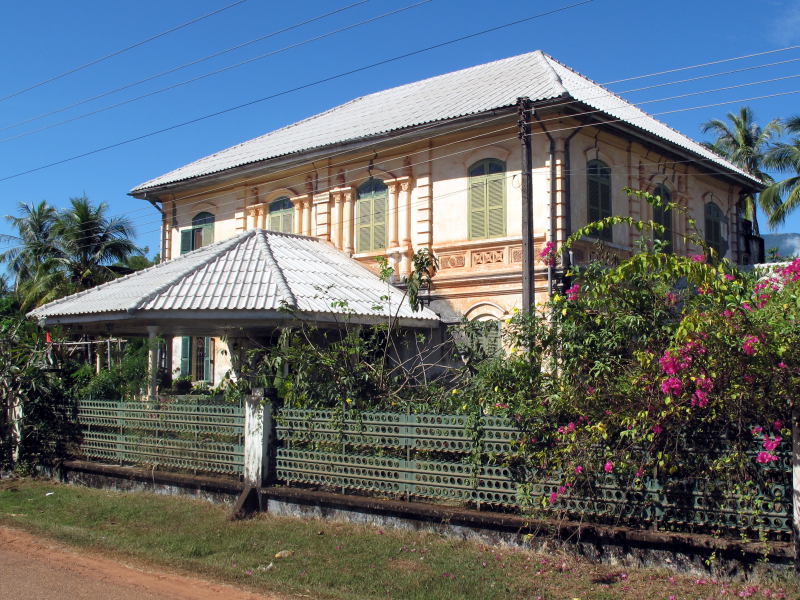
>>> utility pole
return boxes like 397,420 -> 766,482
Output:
518,97 -> 535,312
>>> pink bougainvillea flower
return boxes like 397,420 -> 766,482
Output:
774,420 -> 783,430
690,254 -> 706,263
549,492 -> 558,504
495,402 -> 509,409
724,273 -> 735,281
751,426 -> 763,435
538,241 -> 556,266
763,436 -> 782,451
756,451 -> 778,464
558,485 -> 567,495
743,374 -> 755,383
635,469 -> 643,478
742,302 -> 753,311
778,361 -> 788,369
604,461 -> 614,473
664,291 -> 679,305
660,376 -> 683,396
574,465 -> 583,474
722,308 -> 734,318
697,285 -> 712,295
691,390 -> 709,408
742,335 -> 760,356
565,283 -> 580,301
652,425 -> 663,435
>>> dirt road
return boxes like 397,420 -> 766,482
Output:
0,527 -> 284,600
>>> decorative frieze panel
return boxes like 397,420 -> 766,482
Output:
439,253 -> 466,269
472,249 -> 505,266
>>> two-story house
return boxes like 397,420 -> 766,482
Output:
44,50 -> 763,385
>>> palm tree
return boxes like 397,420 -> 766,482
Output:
701,106 -> 782,232
53,196 -> 139,290
2,197 -> 140,309
761,116 -> 800,228
0,201 -> 59,284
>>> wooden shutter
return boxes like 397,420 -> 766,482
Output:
357,197 -> 371,252
281,210 -> 293,234
486,175 -> 506,238
180,230 -> 193,255
180,336 -> 191,376
469,178 -> 487,239
269,210 -> 281,232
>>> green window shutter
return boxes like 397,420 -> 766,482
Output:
356,197 -> 372,252
269,210 -> 281,232
180,229 -> 193,255
203,337 -> 213,384
281,211 -> 293,234
469,178 -> 487,239
486,175 -> 506,238
201,224 -> 214,247
180,336 -> 191,376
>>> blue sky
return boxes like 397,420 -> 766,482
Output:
1,0 -> 799,258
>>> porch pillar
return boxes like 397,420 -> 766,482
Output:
147,326 -> 159,402
303,197 -> 313,236
343,188 -> 354,256
397,178 -> 412,277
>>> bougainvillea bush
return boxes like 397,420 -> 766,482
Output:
462,189 -> 799,522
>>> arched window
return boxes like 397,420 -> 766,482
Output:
356,178 -> 388,253
705,201 -> 728,258
652,184 -> 673,253
468,158 -> 506,239
587,159 -> 612,242
180,211 -> 215,254
268,197 -> 293,233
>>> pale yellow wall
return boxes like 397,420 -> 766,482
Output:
154,115 -> 750,383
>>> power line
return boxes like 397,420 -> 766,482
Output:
0,0 -> 371,133
0,0 -> 595,185
0,0 -> 251,104
0,0 -> 433,144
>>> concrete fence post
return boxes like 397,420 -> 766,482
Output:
244,390 -> 273,487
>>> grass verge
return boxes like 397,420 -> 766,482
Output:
0,478 -> 796,600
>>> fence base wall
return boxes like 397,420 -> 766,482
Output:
58,460 -> 243,506
53,460 -> 791,575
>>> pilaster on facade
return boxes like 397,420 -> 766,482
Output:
313,192 -> 332,241
290,194 -> 313,236
386,176 -> 414,277
552,137 -> 567,256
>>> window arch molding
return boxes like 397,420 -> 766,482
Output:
461,145 -> 511,169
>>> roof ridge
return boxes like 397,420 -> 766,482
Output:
128,230 -> 255,314
540,53 -> 757,183
257,230 -> 297,309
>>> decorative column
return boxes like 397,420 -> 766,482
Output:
291,196 -> 305,235
388,180 -> 399,249
303,197 -> 313,236
313,192 -> 331,241
332,191 -> 344,250
343,188 -> 355,255
397,177 -> 413,277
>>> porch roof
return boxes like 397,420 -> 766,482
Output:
27,229 -> 440,336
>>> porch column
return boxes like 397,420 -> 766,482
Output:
333,192 -> 344,250
388,181 -> 399,249
147,326 -> 159,402
397,178 -> 412,277
291,196 -> 304,235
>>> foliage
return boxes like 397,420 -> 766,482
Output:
0,297 -> 76,470
762,115 -> 800,228
1,196 -> 140,310
70,338 -> 149,401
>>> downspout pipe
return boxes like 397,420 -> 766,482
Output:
518,97 -> 535,312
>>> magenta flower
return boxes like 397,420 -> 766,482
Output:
604,461 -> 614,473
724,273 -> 735,281
565,283 -> 580,301
742,302 -> 753,311
763,436 -> 782,451
774,420 -> 783,430
660,377 -> 683,396
690,254 -> 706,263
664,291 -> 678,305
549,492 -> 558,504
778,361 -> 788,369
691,390 -> 709,408
574,465 -> 583,474
651,424 -> 663,435
742,335 -> 760,356
538,241 -> 556,266
751,426 -> 763,435
756,451 -> 778,464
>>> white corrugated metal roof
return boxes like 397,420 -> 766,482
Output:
130,50 -> 758,193
28,230 -> 439,326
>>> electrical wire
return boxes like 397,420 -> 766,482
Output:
0,0 -> 251,104
0,0 -> 371,133
0,0 -> 595,185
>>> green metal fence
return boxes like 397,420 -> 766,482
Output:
76,399 -> 244,476
275,409 -> 792,536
